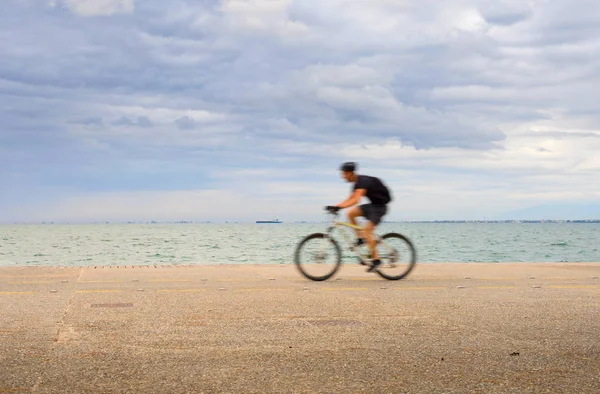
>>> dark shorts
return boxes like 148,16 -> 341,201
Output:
360,203 -> 387,225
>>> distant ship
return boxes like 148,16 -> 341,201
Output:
256,219 -> 282,224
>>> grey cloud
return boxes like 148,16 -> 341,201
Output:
73,117 -> 104,126
496,1 -> 600,46
112,116 -> 153,127
476,0 -> 533,26
175,116 -> 196,130
112,117 -> 133,126
137,116 -> 153,127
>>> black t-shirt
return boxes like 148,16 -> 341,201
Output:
353,175 -> 392,206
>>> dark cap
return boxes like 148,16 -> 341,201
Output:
339,162 -> 357,172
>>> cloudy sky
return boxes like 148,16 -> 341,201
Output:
1,0 -> 599,223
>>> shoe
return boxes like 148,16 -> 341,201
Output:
367,259 -> 382,272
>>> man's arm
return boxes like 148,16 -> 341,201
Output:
336,188 -> 366,209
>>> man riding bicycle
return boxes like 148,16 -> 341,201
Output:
326,162 -> 392,272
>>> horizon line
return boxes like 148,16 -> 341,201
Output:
2,219 -> 600,225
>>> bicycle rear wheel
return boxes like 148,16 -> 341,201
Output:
374,233 -> 417,280
294,233 -> 342,281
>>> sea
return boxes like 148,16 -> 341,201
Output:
0,222 -> 599,267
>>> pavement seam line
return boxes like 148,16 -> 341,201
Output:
38,267 -> 84,392
55,267 -> 84,340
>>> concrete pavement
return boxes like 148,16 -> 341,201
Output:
1,262 -> 600,393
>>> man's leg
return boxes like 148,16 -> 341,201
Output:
364,205 -> 387,272
347,205 -> 364,240
363,221 -> 379,260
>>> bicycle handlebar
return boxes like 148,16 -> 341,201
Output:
324,206 -> 341,215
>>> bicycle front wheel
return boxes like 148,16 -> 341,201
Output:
374,233 -> 417,280
294,233 -> 342,281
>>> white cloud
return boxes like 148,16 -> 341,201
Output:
220,0 -> 309,37
104,105 -> 226,125
452,8 -> 488,32
296,64 -> 392,88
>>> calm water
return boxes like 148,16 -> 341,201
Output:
0,223 -> 599,267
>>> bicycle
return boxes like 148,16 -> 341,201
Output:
294,207 -> 417,281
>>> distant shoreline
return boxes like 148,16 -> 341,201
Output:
2,219 -> 600,225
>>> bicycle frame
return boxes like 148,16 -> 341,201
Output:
324,213 -> 383,253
